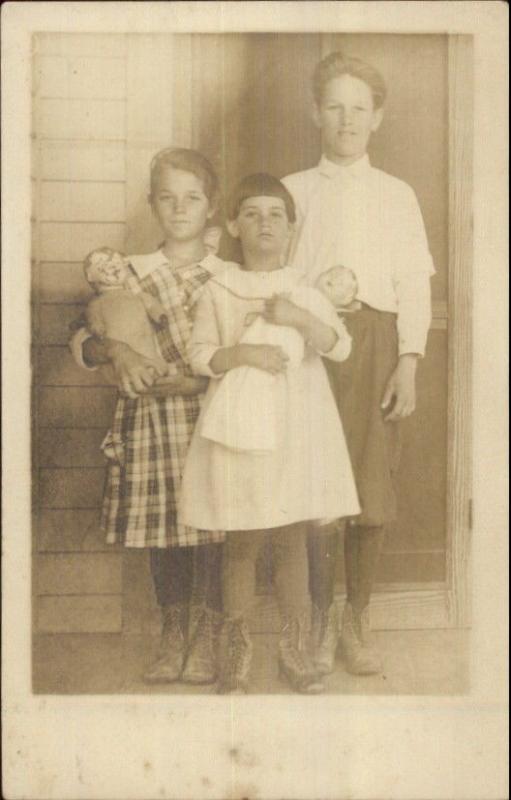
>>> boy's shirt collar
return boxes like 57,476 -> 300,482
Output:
128,251 -> 225,281
318,153 -> 371,181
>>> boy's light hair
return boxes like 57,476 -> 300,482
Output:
149,147 -> 220,208
227,173 -> 296,223
313,51 -> 387,109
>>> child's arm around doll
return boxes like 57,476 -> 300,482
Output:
261,264 -> 357,360
77,247 -> 207,398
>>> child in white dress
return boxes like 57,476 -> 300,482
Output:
179,174 -> 360,693
201,264 -> 359,452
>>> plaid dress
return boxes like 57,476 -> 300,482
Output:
101,251 -> 226,548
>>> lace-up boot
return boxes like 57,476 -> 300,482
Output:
339,603 -> 382,675
310,602 -> 339,675
143,604 -> 186,683
279,615 -> 324,694
182,607 -> 222,685
217,617 -> 253,694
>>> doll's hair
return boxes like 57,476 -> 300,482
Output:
313,51 -> 387,109
83,246 -> 126,285
227,173 -> 296,223
149,147 -> 220,208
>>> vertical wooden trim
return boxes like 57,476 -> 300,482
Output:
446,35 -> 473,627
32,34 -> 42,632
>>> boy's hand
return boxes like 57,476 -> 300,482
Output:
240,343 -> 289,375
263,294 -> 305,330
381,354 -> 418,421
106,341 -> 168,398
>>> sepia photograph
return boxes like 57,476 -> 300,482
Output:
2,2 -> 508,799
30,28 -> 469,698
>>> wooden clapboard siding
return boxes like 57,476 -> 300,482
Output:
38,346 -> 110,387
36,553 -> 122,595
38,429 -> 107,468
39,468 -> 105,509
37,304 -> 86,345
39,223 -> 126,261
40,142 -> 126,182
35,33 -> 127,58
36,55 -> 126,99
36,596 -> 122,634
37,510 -> 114,553
37,386 -> 116,429
36,263 -> 90,303
33,34 -> 128,633
39,99 -> 126,141
40,182 -> 125,223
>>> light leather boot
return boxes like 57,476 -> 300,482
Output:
143,604 -> 186,684
217,617 -> 253,695
181,607 -> 222,685
279,615 -> 324,694
339,602 -> 382,676
310,602 -> 339,676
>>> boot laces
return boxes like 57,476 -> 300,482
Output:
281,620 -> 313,676
190,612 -> 214,659
227,620 -> 250,679
161,608 -> 184,648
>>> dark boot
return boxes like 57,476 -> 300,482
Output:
279,615 -> 324,694
181,607 -> 222,685
143,604 -> 186,684
310,602 -> 339,676
217,617 -> 253,695
339,603 -> 382,676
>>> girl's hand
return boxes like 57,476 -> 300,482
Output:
240,343 -> 289,375
381,354 -> 418,422
107,341 -> 168,399
263,294 -> 305,329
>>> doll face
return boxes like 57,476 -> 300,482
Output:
84,248 -> 129,289
316,265 -> 358,308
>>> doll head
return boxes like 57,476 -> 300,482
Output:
83,247 -> 130,292
315,265 -> 358,308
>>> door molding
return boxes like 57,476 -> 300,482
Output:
445,35 -> 473,627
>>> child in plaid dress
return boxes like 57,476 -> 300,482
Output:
70,148 -> 227,685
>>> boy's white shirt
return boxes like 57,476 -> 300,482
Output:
282,153 -> 434,357
69,251 -> 226,370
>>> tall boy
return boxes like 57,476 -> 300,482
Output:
283,52 -> 434,675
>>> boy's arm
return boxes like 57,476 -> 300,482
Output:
382,186 -> 435,421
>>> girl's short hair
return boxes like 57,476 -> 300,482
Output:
227,173 -> 296,223
313,51 -> 387,109
149,147 -> 220,206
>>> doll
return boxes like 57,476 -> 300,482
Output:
82,247 -> 169,375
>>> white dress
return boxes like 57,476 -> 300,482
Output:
179,265 -> 361,532
201,281 -> 329,453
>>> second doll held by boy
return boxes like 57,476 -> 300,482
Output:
201,264 -> 359,452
